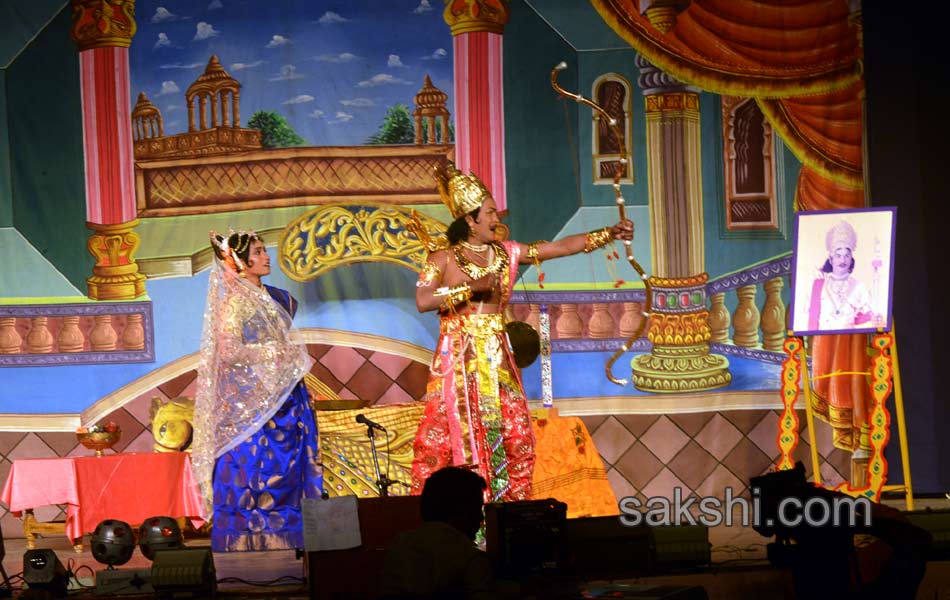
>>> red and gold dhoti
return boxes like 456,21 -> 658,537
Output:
411,312 -> 535,502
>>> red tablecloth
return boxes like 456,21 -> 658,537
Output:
0,452 -> 204,542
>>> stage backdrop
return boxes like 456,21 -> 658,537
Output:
2,1 -> 938,538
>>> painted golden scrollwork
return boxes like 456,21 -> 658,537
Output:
279,203 -> 448,283
71,0 -> 137,50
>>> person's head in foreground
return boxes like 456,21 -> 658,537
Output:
420,466 -> 487,542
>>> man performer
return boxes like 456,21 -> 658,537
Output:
410,161 -> 634,502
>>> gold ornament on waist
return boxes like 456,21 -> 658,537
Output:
453,241 -> 508,280
434,160 -> 492,219
584,227 -> 612,253
417,261 -> 442,288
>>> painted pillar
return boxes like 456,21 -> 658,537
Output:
71,0 -> 146,300
630,53 -> 731,392
443,0 -> 509,211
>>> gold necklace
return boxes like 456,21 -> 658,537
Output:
454,241 -> 508,280
459,239 -> 489,253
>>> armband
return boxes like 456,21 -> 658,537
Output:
584,227 -> 612,253
434,283 -> 473,313
416,261 -> 441,288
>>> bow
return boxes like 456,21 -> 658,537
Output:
550,61 -> 652,386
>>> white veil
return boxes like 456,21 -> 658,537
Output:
191,257 -> 313,519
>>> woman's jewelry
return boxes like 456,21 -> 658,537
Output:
584,227 -> 612,253
416,261 -> 442,288
453,241 -> 508,280
459,239 -> 489,253
434,283 -> 473,313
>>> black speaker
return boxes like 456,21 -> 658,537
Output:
23,549 -> 68,596
485,498 -> 568,577
902,508 -> 950,560
566,516 -> 654,579
151,547 -> 216,598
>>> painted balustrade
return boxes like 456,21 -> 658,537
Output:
0,302 -> 153,366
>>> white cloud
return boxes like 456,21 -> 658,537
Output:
165,105 -> 183,112
157,81 -> 180,96
208,0 -> 223,9
318,11 -> 348,25
166,120 -> 181,128
387,54 -> 406,68
308,109 -> 325,119
412,0 -> 434,14
357,73 -> 412,87
266,35 -> 291,48
340,98 -> 375,108
153,33 -> 172,50
193,22 -> 220,41
151,7 -> 178,23
283,95 -> 315,105
422,48 -> 448,60
230,60 -> 264,71
314,52 -> 358,63
329,111 -> 354,124
159,62 -> 204,69
269,64 -> 305,81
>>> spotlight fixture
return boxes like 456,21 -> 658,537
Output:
91,519 -> 136,568
92,519 -> 156,596
138,516 -> 184,560
23,549 -> 68,597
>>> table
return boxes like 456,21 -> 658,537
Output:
0,452 -> 204,550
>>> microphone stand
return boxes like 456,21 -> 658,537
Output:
363,424 -> 395,497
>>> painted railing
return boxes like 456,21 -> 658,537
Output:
0,301 -> 154,366
508,252 -> 793,364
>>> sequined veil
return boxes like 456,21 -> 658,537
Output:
192,258 -> 314,519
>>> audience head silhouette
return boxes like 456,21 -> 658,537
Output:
420,466 -> 487,541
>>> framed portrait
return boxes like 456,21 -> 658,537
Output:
789,207 -> 897,336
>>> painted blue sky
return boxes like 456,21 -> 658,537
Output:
129,0 -> 454,146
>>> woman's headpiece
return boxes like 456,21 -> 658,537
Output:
825,220 -> 857,253
434,161 -> 492,219
210,228 -> 259,273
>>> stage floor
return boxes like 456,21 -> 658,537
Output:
3,497 -> 949,599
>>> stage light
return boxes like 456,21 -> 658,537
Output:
91,519 -> 136,568
138,516 -> 184,560
23,549 -> 68,597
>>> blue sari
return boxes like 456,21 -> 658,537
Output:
211,285 -> 322,552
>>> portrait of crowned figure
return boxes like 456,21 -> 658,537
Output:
807,220 -> 878,332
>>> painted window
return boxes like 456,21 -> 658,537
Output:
721,97 -> 778,231
592,74 -> 633,185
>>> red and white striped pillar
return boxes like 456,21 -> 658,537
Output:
71,0 -> 145,300
444,1 -> 509,212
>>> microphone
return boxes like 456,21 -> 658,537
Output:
355,413 -> 386,431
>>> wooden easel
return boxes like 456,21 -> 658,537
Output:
780,322 -> 913,509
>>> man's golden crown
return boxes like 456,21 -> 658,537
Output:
434,160 -> 492,219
